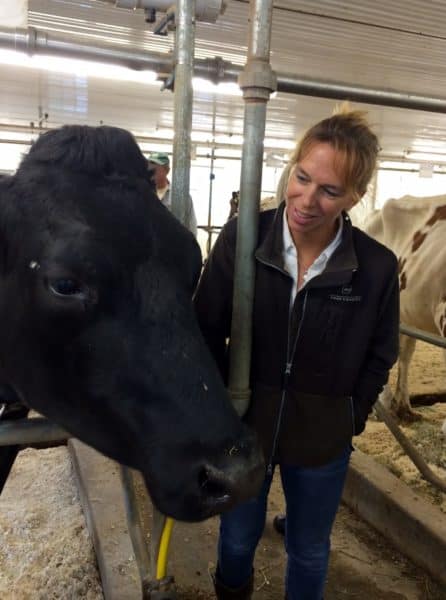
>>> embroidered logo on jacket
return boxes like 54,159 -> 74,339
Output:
329,286 -> 362,302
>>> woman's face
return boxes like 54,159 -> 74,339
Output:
285,142 -> 355,242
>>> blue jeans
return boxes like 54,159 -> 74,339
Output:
218,446 -> 352,600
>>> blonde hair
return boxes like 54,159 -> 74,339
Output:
274,162 -> 293,205
289,102 -> 380,204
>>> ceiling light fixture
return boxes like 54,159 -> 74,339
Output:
192,78 -> 242,97
0,49 -> 158,84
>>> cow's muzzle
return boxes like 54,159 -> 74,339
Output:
146,428 -> 265,522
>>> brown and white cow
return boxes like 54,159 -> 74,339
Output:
362,195 -> 446,422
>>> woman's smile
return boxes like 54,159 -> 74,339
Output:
293,209 -> 319,224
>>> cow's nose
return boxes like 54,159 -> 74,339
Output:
198,464 -> 232,503
196,443 -> 265,513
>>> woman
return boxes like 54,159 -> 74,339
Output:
193,105 -> 399,600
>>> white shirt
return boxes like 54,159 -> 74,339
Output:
156,184 -> 169,202
156,182 -> 198,236
282,209 -> 343,306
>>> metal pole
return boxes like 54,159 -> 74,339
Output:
0,27 -> 172,72
228,0 -> 277,416
120,466 -> 153,595
169,0 -> 195,226
1,28 -> 446,114
399,324 -> 446,348
0,417 -> 69,446
374,400 -> 446,494
206,97 -> 217,256
148,2 -> 196,593
275,74 -> 446,112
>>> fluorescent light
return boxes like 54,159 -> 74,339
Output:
405,151 -> 446,161
0,143 -> 28,170
264,138 -> 295,151
0,49 -> 158,84
0,130 -> 34,142
193,77 -> 242,96
192,79 -> 278,99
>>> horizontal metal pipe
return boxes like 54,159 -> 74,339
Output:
276,74 -> 446,114
0,417 -> 70,446
375,400 -> 446,494
1,27 -> 446,113
0,124 -> 290,156
0,27 -> 172,72
399,324 -> 446,348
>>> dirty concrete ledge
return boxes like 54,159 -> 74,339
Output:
69,439 -> 142,600
343,448 -> 446,587
70,440 -> 446,599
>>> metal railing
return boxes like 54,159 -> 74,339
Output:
400,323 -> 446,349
375,322 -> 446,494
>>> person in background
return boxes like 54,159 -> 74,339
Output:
148,151 -> 197,236
227,190 -> 240,221
193,104 -> 399,600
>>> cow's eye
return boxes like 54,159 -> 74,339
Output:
49,278 -> 84,297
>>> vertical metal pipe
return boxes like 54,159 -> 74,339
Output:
249,0 -> 273,58
206,97 -> 217,256
170,0 -> 195,227
120,466 -> 153,591
149,4 -> 196,593
228,0 -> 276,416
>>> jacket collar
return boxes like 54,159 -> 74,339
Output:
255,201 -> 359,287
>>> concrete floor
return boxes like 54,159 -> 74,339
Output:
71,441 -> 446,600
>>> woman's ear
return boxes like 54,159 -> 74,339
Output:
346,191 -> 361,211
347,199 -> 357,211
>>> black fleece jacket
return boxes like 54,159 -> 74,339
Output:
194,203 -> 399,467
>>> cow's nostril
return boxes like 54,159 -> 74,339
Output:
198,465 -> 231,499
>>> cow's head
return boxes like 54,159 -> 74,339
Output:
0,125 -> 264,521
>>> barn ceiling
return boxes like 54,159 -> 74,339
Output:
1,0 -> 446,165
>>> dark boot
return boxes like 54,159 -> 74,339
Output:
213,566 -> 254,600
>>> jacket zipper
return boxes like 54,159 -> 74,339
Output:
349,395 -> 356,437
266,289 -> 309,475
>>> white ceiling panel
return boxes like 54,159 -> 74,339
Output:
0,0 -> 445,164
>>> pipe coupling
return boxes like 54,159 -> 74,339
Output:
28,26 -> 50,55
201,56 -> 233,85
238,59 -> 277,101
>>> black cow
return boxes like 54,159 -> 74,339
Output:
0,125 -> 264,521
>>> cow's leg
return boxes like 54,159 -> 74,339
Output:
0,384 -> 29,494
377,384 -> 393,411
393,334 -> 420,422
